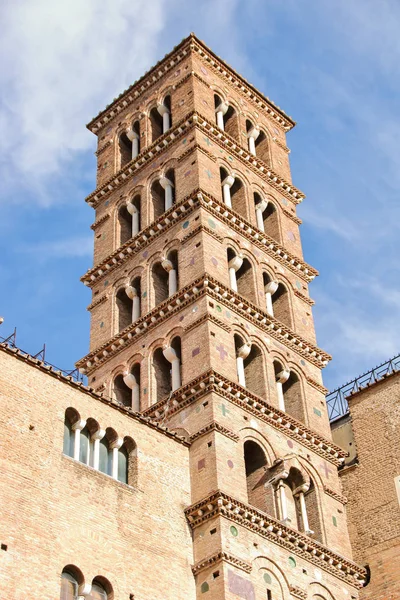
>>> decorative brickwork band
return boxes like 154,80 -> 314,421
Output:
191,551 -> 252,575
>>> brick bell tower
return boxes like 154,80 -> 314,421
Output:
77,34 -> 367,599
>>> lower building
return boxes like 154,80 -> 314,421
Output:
330,356 -> 400,600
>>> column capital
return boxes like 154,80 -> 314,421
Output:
123,372 -> 139,389
126,201 -> 138,215
276,369 -> 290,384
72,419 -> 86,432
237,342 -> 251,360
222,174 -> 235,188
265,280 -> 279,295
126,129 -> 139,142
247,126 -> 260,140
157,103 -> 170,116
161,258 -> 174,272
228,255 -> 243,272
91,428 -> 106,441
159,176 -> 174,190
125,284 -> 138,299
163,345 -> 179,363
110,437 -> 124,450
255,198 -> 268,212
215,101 -> 229,115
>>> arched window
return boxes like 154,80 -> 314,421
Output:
117,436 -> 136,484
119,195 -> 141,245
87,582 -> 107,600
152,250 -> 178,307
263,202 -> 280,242
244,441 -> 268,511
63,408 -> 81,459
113,363 -> 141,410
99,434 -> 112,476
63,413 -> 74,458
151,170 -> 175,221
150,106 -> 163,142
153,337 -> 182,403
273,361 -> 305,420
79,425 -> 93,465
263,274 -> 292,328
224,104 -> 239,140
236,257 -> 257,304
150,95 -> 171,142
113,374 -> 132,407
214,94 -> 228,129
60,567 -> 83,600
244,344 -> 266,398
220,168 -> 246,218
303,479 -> 322,541
116,287 -> 133,333
119,131 -> 132,169
254,130 -> 269,164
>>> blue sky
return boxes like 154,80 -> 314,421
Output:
1,0 -> 399,392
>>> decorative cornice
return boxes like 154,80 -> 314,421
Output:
91,213 -> 111,231
184,313 -> 231,335
95,139 -> 113,157
181,223 -> 224,245
189,421 -> 239,443
0,344 -> 189,446
294,289 -> 314,306
76,274 -> 330,372
273,136 -> 291,153
82,190 -> 317,288
289,585 -> 307,599
305,377 -> 328,395
87,34 -> 294,134
324,486 -> 348,505
85,111 -> 303,209
143,370 -> 347,465
87,294 -> 108,312
281,206 -> 302,225
191,551 -> 252,575
185,491 -> 367,588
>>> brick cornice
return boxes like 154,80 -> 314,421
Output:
87,34 -> 294,134
82,190 -> 316,288
76,274 -> 330,372
289,585 -> 307,599
189,421 -> 239,443
85,111 -> 303,209
143,370 -> 346,465
191,551 -> 252,575
324,486 -> 348,505
90,212 -> 110,231
95,139 -> 112,156
184,490 -> 367,588
0,343 -> 189,446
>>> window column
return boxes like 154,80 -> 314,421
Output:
161,257 -> 177,296
228,254 -> 243,292
125,284 -> 141,321
247,126 -> 260,156
297,484 -> 314,535
163,345 -> 181,391
126,129 -> 140,159
215,101 -> 229,130
123,371 -> 140,412
91,429 -> 106,470
110,438 -> 124,480
255,198 -> 268,231
276,368 -> 290,411
72,419 -> 86,461
159,176 -> 174,211
126,201 -> 140,236
264,280 -> 279,316
222,174 -> 235,208
157,103 -> 170,133
236,342 -> 251,387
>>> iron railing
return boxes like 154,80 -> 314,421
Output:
326,353 -> 400,421
0,328 -> 85,383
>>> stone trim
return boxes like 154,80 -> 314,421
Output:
87,34 -> 294,133
324,486 -> 348,505
87,294 -> 108,311
85,111 -> 303,209
289,585 -> 307,599
294,290 -> 315,306
305,377 -> 328,395
0,343 -> 189,446
185,490 -> 367,588
189,421 -> 239,443
77,274 -> 330,372
191,551 -> 251,575
143,370 -> 346,464
82,190 -> 317,288
91,213 -> 111,231
95,139 -> 113,156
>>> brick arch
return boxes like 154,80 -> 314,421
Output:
164,326 -> 185,347
155,85 -> 174,106
252,556 -> 292,600
294,455 -> 327,544
308,582 -> 336,600
238,428 -> 277,465
210,83 -> 227,101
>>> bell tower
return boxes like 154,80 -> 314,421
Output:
77,34 -> 366,599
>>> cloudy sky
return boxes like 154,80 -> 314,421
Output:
1,0 -> 399,394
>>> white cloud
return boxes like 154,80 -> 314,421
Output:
0,0 -> 169,196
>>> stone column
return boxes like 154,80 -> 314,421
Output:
228,254 -> 243,292
236,342 -> 251,387
221,174 -> 235,208
255,198 -> 268,231
159,176 -> 174,211
157,103 -> 170,133
123,371 -> 140,412
298,485 -> 313,535
91,429 -> 105,470
161,258 -> 177,296
264,280 -> 279,316
125,284 -> 141,321
276,368 -> 290,411
126,201 -> 140,236
247,126 -> 260,156
72,419 -> 86,461
163,345 -> 181,391
215,101 -> 229,130
126,129 -> 140,159
110,438 -> 124,480
277,480 -> 288,521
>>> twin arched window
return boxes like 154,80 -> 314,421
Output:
60,569 -> 110,600
119,121 -> 140,169
63,410 -> 135,485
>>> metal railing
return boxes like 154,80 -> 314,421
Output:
0,328 -> 85,383
326,353 -> 400,421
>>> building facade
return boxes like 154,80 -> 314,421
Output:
330,358 -> 400,600
0,34 -> 367,599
